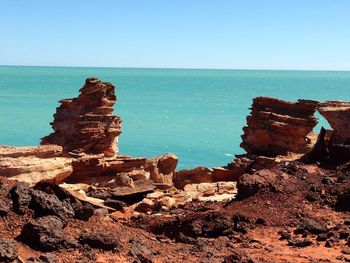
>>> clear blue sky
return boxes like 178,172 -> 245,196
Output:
1,0 -> 349,70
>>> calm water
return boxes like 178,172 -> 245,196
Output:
0,66 -> 349,169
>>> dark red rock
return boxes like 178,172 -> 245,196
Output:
10,182 -> 32,214
19,216 -> 78,252
294,219 -> 327,235
237,169 -> 277,199
78,231 -> 119,250
30,190 -> 75,223
335,189 -> 350,211
288,237 -> 313,247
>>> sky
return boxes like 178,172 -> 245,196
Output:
0,0 -> 350,70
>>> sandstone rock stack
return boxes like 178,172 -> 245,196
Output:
241,97 -> 319,156
318,101 -> 350,164
318,101 -> 350,144
41,78 -> 122,157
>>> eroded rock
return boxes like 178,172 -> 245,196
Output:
174,166 -> 243,189
241,97 -> 318,156
318,101 -> 350,164
145,153 -> 178,187
42,77 -> 122,157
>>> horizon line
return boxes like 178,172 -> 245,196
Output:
1,64 -> 350,72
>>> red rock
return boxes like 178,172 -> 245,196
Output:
224,97 -> 319,181
145,153 -> 178,187
174,167 -> 213,189
212,167 -> 241,181
41,78 -> 122,157
0,145 -> 72,186
0,145 -> 63,158
174,165 -> 243,189
241,97 -> 318,156
237,169 -> 278,199
318,101 -> 350,164
318,101 -> 350,144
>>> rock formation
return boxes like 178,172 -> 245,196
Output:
241,97 -> 318,156
173,166 -> 241,189
317,101 -> 350,164
145,153 -> 178,187
173,97 -> 320,189
66,153 -> 177,189
0,145 -> 72,186
1,80 -> 350,262
39,77 -> 178,189
1,78 -> 178,192
223,97 -> 320,178
318,101 -> 350,144
41,77 -> 122,157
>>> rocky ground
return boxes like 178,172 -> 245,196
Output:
0,160 -> 349,263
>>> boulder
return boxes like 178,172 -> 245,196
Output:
78,231 -> 120,250
318,101 -> 350,144
237,169 -> 277,199
20,216 -> 78,251
174,167 -> 214,189
336,189 -> 350,212
69,154 -> 147,183
174,166 -> 240,189
145,153 -> 178,187
30,190 -> 75,223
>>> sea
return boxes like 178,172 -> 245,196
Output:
1,66 -> 349,169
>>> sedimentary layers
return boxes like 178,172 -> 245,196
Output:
0,145 -> 72,186
318,101 -> 350,164
41,77 -> 122,157
241,97 -> 319,156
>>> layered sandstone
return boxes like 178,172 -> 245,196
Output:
39,77 -> 178,190
41,77 -> 122,157
241,97 -> 318,156
0,145 -> 72,186
318,101 -> 350,163
174,166 -> 240,189
67,153 -> 178,189
318,101 -> 350,144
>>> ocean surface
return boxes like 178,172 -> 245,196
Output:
1,66 -> 349,169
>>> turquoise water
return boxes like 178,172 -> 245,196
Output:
0,66 -> 349,169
